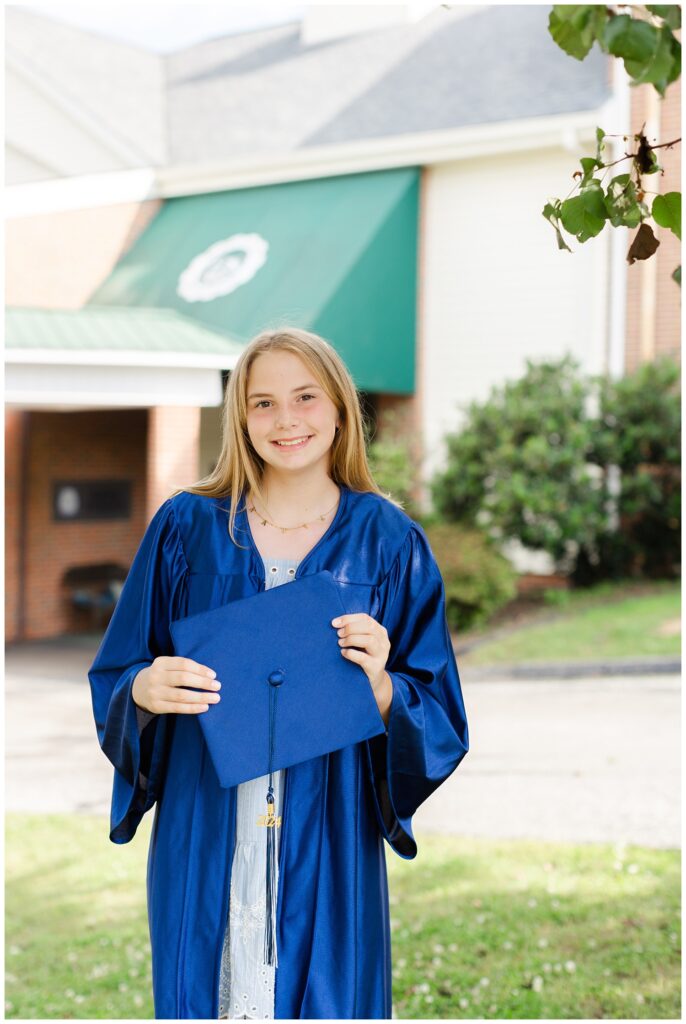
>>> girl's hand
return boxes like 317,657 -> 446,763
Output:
132,657 -> 222,714
331,614 -> 393,725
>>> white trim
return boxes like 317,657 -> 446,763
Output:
4,391 -> 218,409
5,168 -> 159,218
5,105 -> 616,216
4,348 -> 240,369
5,363 -> 224,408
159,111 -> 609,197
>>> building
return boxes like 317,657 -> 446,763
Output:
5,4 -> 680,640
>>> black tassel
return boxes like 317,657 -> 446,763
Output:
263,783 -> 279,967
261,674 -> 282,966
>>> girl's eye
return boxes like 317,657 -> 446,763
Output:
255,394 -> 316,409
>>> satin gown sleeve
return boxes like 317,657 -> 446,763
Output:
87,499 -> 189,845
365,522 -> 469,859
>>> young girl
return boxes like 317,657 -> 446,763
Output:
88,327 -> 469,1020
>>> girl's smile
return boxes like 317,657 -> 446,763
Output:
270,434 -> 313,451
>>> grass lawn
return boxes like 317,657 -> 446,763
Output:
6,814 -> 680,1020
459,580 -> 680,666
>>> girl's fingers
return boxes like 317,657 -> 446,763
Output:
159,701 -> 212,714
337,632 -> 373,649
158,656 -> 218,681
164,668 -> 222,691
167,685 -> 221,704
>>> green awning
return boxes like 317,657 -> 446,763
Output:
88,167 -> 419,394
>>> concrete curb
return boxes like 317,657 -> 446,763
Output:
462,655 -> 681,681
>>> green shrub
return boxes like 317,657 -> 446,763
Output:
580,356 -> 681,583
431,355 -> 608,570
422,521 -> 518,631
368,429 -> 516,628
430,353 -> 681,584
367,411 -> 421,519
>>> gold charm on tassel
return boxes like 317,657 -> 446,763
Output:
257,798 -> 281,828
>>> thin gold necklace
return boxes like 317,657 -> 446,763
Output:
247,490 -> 340,533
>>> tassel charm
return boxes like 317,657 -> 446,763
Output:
256,794 -> 281,828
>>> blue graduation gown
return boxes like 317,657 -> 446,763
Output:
88,483 -> 469,1019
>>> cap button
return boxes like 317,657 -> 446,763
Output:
268,669 -> 285,687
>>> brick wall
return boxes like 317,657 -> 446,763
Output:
653,74 -> 681,364
5,410 -> 24,642
5,406 -> 202,642
6,409 -> 148,642
625,77 -> 681,372
147,406 -> 201,517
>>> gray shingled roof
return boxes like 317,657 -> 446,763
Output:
7,5 -> 610,182
165,5 -> 610,164
302,5 -> 611,147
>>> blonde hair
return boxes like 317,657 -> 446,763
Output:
169,326 -> 404,548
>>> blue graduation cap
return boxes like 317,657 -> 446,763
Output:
169,569 -> 386,789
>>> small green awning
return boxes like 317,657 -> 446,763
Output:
5,306 -> 244,360
88,167 -> 419,394
4,306 -> 242,409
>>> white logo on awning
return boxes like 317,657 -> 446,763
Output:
176,233 -> 269,302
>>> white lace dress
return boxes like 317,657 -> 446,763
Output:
218,554 -> 299,1020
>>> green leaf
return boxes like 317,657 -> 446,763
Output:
582,177 -> 603,192
548,5 -> 599,59
672,264 -> 681,286
542,201 -> 573,252
652,192 -> 682,240
646,5 -> 682,30
668,30 -> 681,84
560,189 -> 608,242
625,26 -> 679,96
579,156 -> 604,186
595,126 -> 606,163
605,175 -> 643,229
603,14 -> 660,62
647,148 -> 663,175
554,227 -> 573,252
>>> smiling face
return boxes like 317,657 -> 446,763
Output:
245,350 -> 341,481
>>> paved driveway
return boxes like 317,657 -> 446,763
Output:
5,638 -> 681,849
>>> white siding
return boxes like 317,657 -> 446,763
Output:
420,148 -> 611,486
